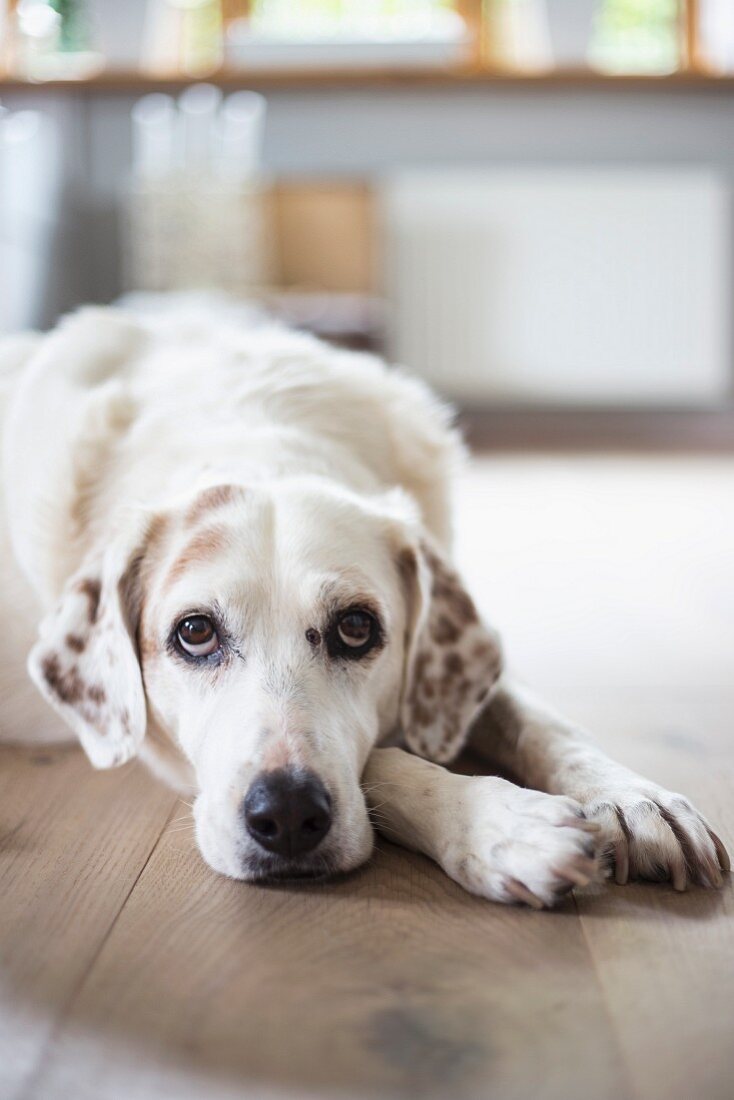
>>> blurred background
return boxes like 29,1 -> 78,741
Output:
0,0 -> 733,446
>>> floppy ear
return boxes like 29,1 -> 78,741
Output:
400,537 -> 502,764
28,518 -> 149,769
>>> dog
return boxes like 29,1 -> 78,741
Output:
0,305 -> 728,906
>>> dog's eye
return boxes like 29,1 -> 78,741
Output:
337,611 -> 375,649
176,616 -> 219,657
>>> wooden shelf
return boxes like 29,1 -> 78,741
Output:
1,65 -> 734,94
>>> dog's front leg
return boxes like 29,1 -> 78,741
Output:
362,747 -> 600,908
471,676 -> 730,890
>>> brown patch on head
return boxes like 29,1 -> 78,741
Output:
66,633 -> 86,653
162,524 -> 232,592
185,484 -> 244,527
142,513 -> 171,561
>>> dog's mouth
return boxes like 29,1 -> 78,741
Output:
245,853 -> 337,885
263,869 -> 329,884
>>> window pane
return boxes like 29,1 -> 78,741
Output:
248,0 -> 460,39
590,0 -> 681,73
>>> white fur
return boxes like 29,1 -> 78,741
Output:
0,305 -> 727,902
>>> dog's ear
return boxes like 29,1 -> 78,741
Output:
28,515 -> 151,769
399,536 -> 502,764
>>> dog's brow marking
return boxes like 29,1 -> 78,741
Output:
185,484 -> 245,527
144,512 -> 172,559
162,524 -> 232,590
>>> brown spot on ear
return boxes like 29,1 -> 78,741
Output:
422,540 -> 479,626
413,702 -> 432,727
41,654 -> 86,706
87,684 -> 106,706
442,585 -> 477,626
77,578 -> 101,623
185,484 -> 244,526
431,615 -> 460,645
66,633 -> 86,653
443,651 -> 464,676
162,524 -> 232,591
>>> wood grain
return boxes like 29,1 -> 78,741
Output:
27,826 -> 628,1100
0,746 -> 175,1100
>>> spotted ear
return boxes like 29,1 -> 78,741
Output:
28,519 -> 149,769
400,538 -> 502,764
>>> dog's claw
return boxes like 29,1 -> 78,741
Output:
554,857 -> 595,888
505,878 -> 545,909
708,828 -> 731,874
564,818 -> 602,834
585,790 -> 728,894
613,836 -> 630,885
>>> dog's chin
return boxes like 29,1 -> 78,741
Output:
243,830 -> 375,885
245,854 -> 337,884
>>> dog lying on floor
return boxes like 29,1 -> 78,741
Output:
0,306 -> 728,906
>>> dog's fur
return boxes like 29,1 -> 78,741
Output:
0,306 -> 728,905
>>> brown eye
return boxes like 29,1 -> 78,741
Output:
337,610 -> 375,649
176,615 -> 219,657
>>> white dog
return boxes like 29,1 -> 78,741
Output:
0,306 -> 728,907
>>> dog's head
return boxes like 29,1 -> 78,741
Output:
29,480 -> 501,881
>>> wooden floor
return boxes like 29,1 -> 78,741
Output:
1,454 -> 732,1100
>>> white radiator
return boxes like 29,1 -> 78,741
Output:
380,170 -> 730,405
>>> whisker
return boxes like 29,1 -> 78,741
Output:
366,799 -> 391,813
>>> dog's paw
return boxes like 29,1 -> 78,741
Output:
441,779 -> 603,909
582,780 -> 730,890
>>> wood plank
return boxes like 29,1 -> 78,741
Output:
27,820 -> 629,1100
571,702 -> 734,1100
0,745 -> 176,1100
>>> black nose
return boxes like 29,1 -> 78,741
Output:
243,769 -> 332,858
